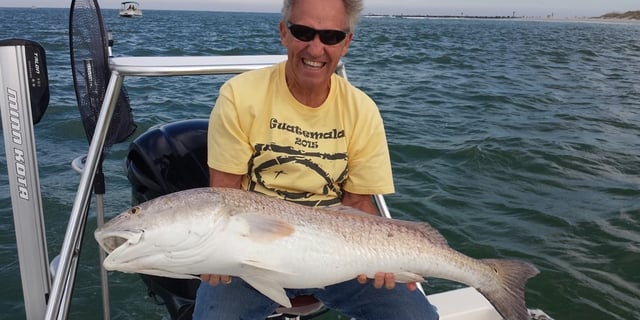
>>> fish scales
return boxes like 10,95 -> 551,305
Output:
222,188 -> 447,253
226,189 -> 475,281
95,187 -> 539,320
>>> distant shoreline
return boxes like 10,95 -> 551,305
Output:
364,14 -> 519,20
363,14 -> 640,24
600,10 -> 640,19
364,10 -> 640,21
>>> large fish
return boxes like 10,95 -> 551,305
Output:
95,187 -> 539,319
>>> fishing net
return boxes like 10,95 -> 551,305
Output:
69,0 -> 136,147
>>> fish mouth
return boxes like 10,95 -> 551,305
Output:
95,230 -> 143,253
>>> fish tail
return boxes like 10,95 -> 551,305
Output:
478,259 -> 539,320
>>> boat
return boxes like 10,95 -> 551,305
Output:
119,1 -> 142,17
0,0 -> 552,319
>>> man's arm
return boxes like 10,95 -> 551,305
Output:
341,191 -> 379,215
209,167 -> 242,189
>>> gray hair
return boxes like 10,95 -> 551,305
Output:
281,0 -> 363,32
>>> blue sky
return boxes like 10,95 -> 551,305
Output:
3,0 -> 639,18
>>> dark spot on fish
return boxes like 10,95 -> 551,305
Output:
387,232 -> 394,238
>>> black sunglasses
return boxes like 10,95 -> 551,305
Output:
287,22 -> 347,45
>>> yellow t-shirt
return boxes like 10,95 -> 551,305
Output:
208,62 -> 394,206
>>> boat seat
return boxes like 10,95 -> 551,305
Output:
125,119 -> 327,320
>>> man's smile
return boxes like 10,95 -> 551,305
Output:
302,58 -> 325,68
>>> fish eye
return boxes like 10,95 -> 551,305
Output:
129,206 -> 141,215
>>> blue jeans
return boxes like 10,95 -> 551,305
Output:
192,277 -> 439,320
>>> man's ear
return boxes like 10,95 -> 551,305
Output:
279,21 -> 288,47
341,32 -> 354,57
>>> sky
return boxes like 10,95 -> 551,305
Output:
2,0 -> 639,18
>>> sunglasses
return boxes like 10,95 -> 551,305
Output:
287,22 -> 348,45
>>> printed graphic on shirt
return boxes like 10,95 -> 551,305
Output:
269,118 -> 345,149
247,118 -> 348,207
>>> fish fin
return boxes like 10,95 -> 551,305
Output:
242,276 -> 292,308
235,212 -> 295,242
394,272 -> 424,283
477,259 -> 540,320
242,259 -> 295,276
240,259 -> 296,307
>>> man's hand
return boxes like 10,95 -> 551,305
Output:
357,272 -> 418,291
201,274 -> 232,286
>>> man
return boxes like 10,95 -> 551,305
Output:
193,0 -> 439,318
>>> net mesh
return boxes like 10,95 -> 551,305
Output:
69,0 -> 136,148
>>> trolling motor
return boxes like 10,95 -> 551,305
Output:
0,38 -> 51,319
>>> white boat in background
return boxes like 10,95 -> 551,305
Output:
119,1 -> 142,17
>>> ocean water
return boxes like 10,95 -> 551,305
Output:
1,7 -> 640,320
